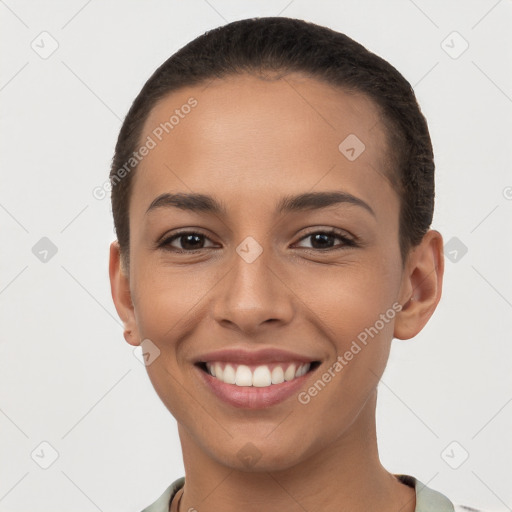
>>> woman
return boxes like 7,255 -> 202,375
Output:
108,16 -> 482,512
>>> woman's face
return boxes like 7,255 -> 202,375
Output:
113,73 -> 414,470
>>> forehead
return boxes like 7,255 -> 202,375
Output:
131,73 -> 395,221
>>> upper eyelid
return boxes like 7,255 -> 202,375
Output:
294,230 -> 356,248
160,230 -> 218,248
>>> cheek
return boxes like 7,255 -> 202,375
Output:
294,264 -> 399,430
294,258 -> 401,398
293,259 -> 399,339
131,262 -> 219,341
131,265 -> 209,420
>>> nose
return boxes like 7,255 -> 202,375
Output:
211,244 -> 295,336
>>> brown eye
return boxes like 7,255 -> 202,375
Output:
159,232 -> 217,252
295,230 -> 356,251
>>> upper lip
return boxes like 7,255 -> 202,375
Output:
195,347 -> 319,365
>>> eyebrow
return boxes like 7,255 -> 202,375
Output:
145,191 -> 376,218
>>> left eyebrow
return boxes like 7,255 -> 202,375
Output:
145,191 -> 375,218
276,191 -> 375,217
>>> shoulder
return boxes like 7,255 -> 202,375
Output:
140,477 -> 185,512
395,474 -> 486,512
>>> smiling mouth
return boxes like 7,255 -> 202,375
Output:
196,361 -> 321,387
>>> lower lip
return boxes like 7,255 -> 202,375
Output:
196,365 -> 315,409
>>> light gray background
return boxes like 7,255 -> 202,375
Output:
1,1 -> 511,511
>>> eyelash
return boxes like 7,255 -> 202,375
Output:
157,229 -> 358,254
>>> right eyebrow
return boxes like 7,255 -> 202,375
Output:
145,192 -> 228,216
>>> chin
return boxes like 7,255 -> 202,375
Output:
208,436 -> 313,473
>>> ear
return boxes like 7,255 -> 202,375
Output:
394,229 -> 445,340
109,241 -> 140,346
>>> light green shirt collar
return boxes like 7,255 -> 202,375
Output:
141,474 -> 458,512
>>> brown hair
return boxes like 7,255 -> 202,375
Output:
110,16 -> 435,269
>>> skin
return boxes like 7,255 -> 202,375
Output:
109,73 -> 444,512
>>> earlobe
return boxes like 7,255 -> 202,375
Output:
108,241 -> 140,346
394,230 -> 445,340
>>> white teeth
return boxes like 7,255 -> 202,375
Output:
296,363 -> 310,377
284,364 -> 296,381
204,361 -> 313,387
252,365 -> 272,387
235,365 -> 253,386
271,366 -> 285,384
223,364 -> 236,384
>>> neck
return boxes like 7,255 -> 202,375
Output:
176,390 -> 415,512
